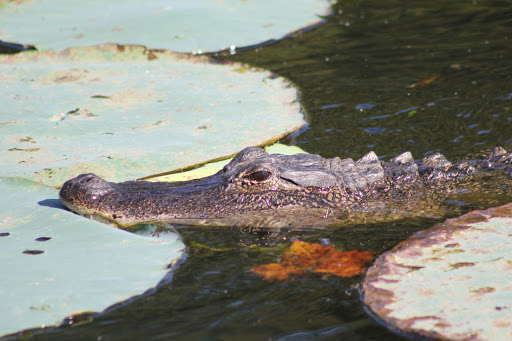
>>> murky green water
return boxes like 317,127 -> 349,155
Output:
19,1 -> 512,340
232,0 -> 512,162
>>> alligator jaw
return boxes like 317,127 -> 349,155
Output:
59,172 -> 229,227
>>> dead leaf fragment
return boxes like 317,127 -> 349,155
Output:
253,240 -> 375,281
407,74 -> 440,88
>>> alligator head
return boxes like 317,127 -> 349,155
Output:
59,146 -> 512,228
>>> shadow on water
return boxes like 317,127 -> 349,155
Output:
15,0 -> 512,340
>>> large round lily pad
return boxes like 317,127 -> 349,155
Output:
0,177 -> 185,338
362,203 -> 512,340
0,44 -> 305,186
0,0 -> 330,53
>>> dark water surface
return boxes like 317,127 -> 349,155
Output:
233,0 -> 512,162
20,1 -> 512,340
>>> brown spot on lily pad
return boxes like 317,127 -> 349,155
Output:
471,287 -> 496,295
8,148 -> 40,152
449,262 -> 475,270
23,250 -> 45,255
444,214 -> 488,226
489,205 -> 512,217
35,237 -> 51,242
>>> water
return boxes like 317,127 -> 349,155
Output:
17,1 -> 512,340
227,0 -> 512,162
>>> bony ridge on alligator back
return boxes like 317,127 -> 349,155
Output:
59,146 -> 512,228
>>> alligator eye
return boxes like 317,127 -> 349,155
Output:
248,170 -> 272,182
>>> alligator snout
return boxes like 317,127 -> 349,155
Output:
59,173 -> 117,215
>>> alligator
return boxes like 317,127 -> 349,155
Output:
59,146 -> 512,228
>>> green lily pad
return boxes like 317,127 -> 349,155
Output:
0,44 -> 305,187
0,0 -> 330,53
362,203 -> 512,340
0,177 -> 184,338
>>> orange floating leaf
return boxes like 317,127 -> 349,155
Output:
283,240 -> 332,268
252,240 -> 375,281
315,249 -> 375,277
407,74 -> 439,88
252,263 -> 304,281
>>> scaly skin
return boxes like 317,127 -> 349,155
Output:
59,146 -> 512,228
